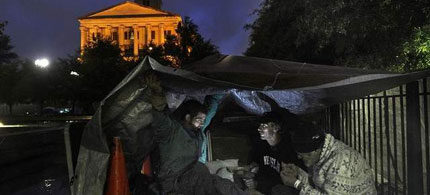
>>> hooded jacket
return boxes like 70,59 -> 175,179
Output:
297,134 -> 377,195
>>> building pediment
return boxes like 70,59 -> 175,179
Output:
79,1 -> 178,19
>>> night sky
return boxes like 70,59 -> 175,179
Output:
0,0 -> 262,61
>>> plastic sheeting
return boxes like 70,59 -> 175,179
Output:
72,55 -> 430,194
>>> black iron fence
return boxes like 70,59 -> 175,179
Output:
324,77 -> 430,195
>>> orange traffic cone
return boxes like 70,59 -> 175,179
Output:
106,137 -> 130,195
141,155 -> 152,177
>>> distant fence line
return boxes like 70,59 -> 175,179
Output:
323,77 -> 430,195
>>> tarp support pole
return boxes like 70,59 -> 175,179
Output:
406,81 -> 423,194
63,123 -> 75,195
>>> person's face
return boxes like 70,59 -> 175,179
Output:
257,122 -> 280,146
186,112 -> 206,130
297,149 -> 321,167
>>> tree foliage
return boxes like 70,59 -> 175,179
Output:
0,61 -> 19,113
0,21 -> 18,113
397,25 -> 430,71
245,0 -> 430,71
142,16 -> 219,68
0,21 -> 17,65
66,38 -> 136,112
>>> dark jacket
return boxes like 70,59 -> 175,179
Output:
151,111 -> 203,184
250,135 -> 304,194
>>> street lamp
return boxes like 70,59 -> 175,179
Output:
70,71 -> 79,76
35,58 -> 50,68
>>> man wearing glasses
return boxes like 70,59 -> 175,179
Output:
244,111 -> 305,195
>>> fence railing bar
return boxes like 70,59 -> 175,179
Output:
358,99 -> 362,154
323,108 -> 327,133
345,102 -> 348,145
341,103 -> 345,143
422,77 -> 429,195
400,85 -> 407,194
392,95 -> 399,195
329,105 -> 341,140
325,107 -> 329,133
384,91 -> 391,191
351,100 -> 358,150
368,96 -> 372,166
362,98 -> 367,159
0,126 -> 65,137
327,107 -> 330,133
344,102 -> 347,145
379,97 -> 385,190
374,97 -> 378,184
357,92 -> 430,99
406,81 -> 424,195
349,101 -> 353,148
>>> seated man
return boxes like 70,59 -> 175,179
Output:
281,121 -> 377,195
244,111 -> 305,195
145,74 -> 249,195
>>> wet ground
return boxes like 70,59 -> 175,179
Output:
0,123 -> 85,195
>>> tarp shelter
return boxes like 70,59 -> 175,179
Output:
72,55 -> 430,194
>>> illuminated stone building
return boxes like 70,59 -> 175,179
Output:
78,1 -> 181,56
135,0 -> 162,9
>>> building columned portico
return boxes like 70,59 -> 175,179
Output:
78,1 -> 181,56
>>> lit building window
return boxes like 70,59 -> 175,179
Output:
151,30 -> 156,40
112,32 -> 118,41
78,1 -> 181,57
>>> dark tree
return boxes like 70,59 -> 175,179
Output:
0,21 -> 18,114
0,21 -> 17,65
0,61 -> 19,114
140,16 -> 219,68
176,17 -> 219,67
74,38 -> 136,113
9,59 -> 54,115
245,0 -> 430,71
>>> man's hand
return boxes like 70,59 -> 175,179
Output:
280,163 -> 299,187
243,178 -> 257,190
141,73 -> 166,111
247,162 -> 259,173
144,74 -> 162,94
256,92 -> 279,112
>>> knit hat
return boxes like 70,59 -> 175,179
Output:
291,121 -> 325,153
259,111 -> 283,125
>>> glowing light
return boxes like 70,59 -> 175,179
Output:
149,47 -> 153,51
70,71 -> 79,76
0,122 -> 3,127
35,58 -> 50,68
